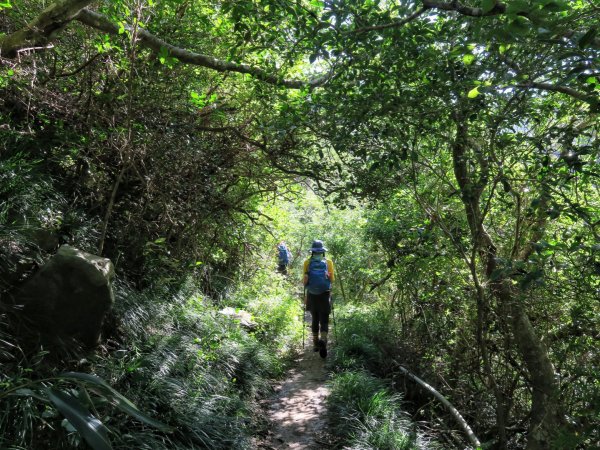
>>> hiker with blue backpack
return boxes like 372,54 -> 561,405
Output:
303,240 -> 335,358
277,241 -> 292,275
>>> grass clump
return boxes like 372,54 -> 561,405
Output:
327,371 -> 428,450
98,279 -> 296,449
327,303 -> 434,449
227,268 -> 303,351
330,304 -> 398,375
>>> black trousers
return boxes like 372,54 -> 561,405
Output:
308,291 -> 331,334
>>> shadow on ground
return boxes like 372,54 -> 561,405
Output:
257,312 -> 336,449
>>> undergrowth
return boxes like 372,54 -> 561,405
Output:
327,303 -> 434,449
0,152 -> 304,449
0,270 -> 302,449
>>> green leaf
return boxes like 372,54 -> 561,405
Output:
60,372 -> 113,390
506,0 -> 530,15
109,392 -> 171,431
59,372 -> 172,432
78,386 -> 95,409
46,388 -> 112,450
578,27 -> 598,49
463,54 -> 475,65
507,16 -> 531,35
158,46 -> 170,64
12,388 -> 48,402
481,0 -> 496,14
468,87 -> 480,98
540,0 -> 568,12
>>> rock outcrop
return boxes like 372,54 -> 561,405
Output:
13,245 -> 115,347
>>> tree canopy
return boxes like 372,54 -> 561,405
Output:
1,0 -> 598,449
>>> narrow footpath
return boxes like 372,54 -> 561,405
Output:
257,312 -> 334,449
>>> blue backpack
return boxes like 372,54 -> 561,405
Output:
278,245 -> 290,265
307,259 -> 331,294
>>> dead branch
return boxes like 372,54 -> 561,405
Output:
395,363 -> 482,449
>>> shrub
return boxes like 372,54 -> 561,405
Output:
330,304 -> 398,375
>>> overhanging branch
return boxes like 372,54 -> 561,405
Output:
422,0 -> 506,17
351,7 -> 427,33
0,0 -> 95,57
395,364 -> 482,449
515,81 -> 599,106
422,0 -> 600,48
499,54 -> 599,106
0,0 -> 327,89
75,9 -> 327,89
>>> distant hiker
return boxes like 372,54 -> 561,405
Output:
277,241 -> 292,275
303,240 -> 334,358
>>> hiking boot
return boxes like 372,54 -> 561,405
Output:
318,339 -> 327,358
313,335 -> 319,352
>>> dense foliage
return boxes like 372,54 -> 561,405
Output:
1,0 -> 599,449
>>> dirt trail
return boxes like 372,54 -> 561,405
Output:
258,313 -> 334,449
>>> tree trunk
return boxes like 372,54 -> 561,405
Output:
451,111 -> 563,449
495,281 -> 563,450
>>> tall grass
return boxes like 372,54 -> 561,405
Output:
0,268 -> 302,449
99,275 -> 300,449
329,304 -> 398,375
327,371 -> 428,450
327,304 -> 435,449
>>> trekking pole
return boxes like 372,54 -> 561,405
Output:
331,294 -> 337,342
302,289 -> 306,349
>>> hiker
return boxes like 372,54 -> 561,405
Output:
276,241 -> 292,275
303,240 -> 334,358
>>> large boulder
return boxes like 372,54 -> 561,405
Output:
13,245 -> 115,347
